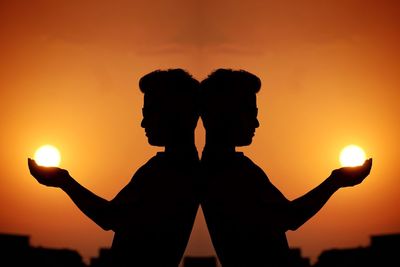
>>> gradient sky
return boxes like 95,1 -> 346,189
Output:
1,0 -> 399,265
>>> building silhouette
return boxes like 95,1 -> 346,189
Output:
0,233 -> 30,266
90,247 -> 113,267
0,233 -> 86,267
288,248 -> 311,267
1,232 -> 399,266
313,233 -> 400,267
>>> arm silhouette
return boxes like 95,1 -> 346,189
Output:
28,158 -> 113,230
286,158 -> 372,231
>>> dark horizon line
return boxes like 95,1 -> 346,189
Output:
1,231 -> 399,258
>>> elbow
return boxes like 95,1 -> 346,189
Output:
100,225 -> 113,231
287,222 -> 301,231
94,211 -> 114,231
95,204 -> 115,231
284,203 -> 307,231
284,213 -> 304,231
97,221 -> 113,231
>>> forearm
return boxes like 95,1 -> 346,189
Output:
60,176 -> 113,231
286,175 -> 340,231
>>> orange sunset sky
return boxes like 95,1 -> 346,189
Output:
1,0 -> 399,265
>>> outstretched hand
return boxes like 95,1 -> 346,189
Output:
330,158 -> 373,188
28,158 -> 71,188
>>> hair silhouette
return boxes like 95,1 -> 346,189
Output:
200,68 -> 260,147
139,69 -> 200,146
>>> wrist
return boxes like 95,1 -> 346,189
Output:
326,175 -> 341,192
60,174 -> 75,191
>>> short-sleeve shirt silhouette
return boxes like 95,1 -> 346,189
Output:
109,150 -> 200,267
201,150 -> 291,267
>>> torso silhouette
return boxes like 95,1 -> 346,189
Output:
201,149 -> 290,267
109,150 -> 200,267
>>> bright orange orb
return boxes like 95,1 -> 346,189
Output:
339,145 -> 366,167
34,145 -> 61,167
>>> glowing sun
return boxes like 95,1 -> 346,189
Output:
339,145 -> 366,167
34,145 -> 61,167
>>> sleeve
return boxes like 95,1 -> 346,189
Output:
258,171 -> 290,205
242,155 -> 289,204
244,157 -> 292,230
107,165 -> 147,229
110,155 -> 160,207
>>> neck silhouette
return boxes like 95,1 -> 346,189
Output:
203,133 -> 236,155
165,132 -> 197,156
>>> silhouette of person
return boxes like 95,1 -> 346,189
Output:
199,68 -> 372,267
28,68 -> 201,267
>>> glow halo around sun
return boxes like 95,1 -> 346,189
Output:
339,145 -> 366,167
34,145 -> 61,167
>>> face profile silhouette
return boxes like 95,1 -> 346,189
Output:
200,68 -> 260,147
139,69 -> 199,148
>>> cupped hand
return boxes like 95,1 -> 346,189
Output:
331,158 -> 373,188
28,158 -> 70,188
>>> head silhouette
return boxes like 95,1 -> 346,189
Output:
200,68 -> 261,147
139,69 -> 200,147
